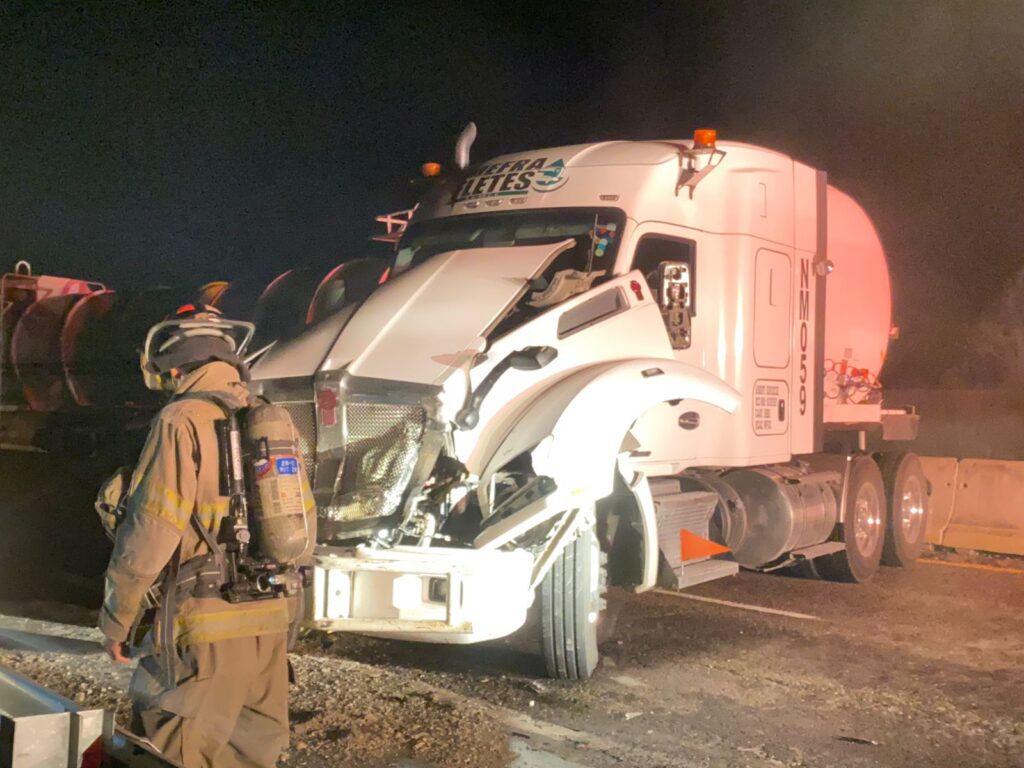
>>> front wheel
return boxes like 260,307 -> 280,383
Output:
815,455 -> 887,583
539,524 -> 605,680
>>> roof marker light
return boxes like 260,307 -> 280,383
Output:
693,128 -> 717,149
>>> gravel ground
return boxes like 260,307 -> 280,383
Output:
3,552 -> 1022,768
0,605 -> 509,768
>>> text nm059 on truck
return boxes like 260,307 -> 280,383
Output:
252,127 -> 927,680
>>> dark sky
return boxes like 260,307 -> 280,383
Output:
2,2 -> 1023,385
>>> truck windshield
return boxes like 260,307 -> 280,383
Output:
392,208 -> 626,277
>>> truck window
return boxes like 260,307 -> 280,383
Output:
392,208 -> 626,281
632,235 -> 696,315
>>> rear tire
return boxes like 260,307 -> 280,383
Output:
815,455 -> 887,583
879,452 -> 929,566
540,524 -> 604,680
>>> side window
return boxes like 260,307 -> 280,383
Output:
631,235 -> 696,315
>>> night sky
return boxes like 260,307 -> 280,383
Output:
3,2 -> 1023,385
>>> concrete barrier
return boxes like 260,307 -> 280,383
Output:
944,460 -> 1024,556
920,457 -> 958,546
919,456 -> 1024,557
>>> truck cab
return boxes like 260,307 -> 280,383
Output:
250,129 -> 927,679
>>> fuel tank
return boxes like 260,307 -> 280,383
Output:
686,466 -> 840,568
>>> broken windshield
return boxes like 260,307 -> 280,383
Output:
392,208 -> 626,278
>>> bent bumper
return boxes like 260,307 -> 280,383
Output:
308,544 -> 534,644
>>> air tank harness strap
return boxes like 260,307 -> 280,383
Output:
156,507 -> 231,688
125,583 -> 162,656
158,546 -> 182,689
188,497 -> 228,588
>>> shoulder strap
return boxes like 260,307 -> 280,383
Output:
172,392 -> 234,572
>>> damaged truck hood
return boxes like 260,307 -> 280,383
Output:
315,240 -> 573,386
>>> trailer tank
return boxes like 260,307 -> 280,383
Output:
824,186 -> 892,383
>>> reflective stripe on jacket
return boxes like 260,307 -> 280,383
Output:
100,362 -> 290,644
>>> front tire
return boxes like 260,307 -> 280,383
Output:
540,524 -> 604,680
815,455 -> 887,583
879,452 -> 929,566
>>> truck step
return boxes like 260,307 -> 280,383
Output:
674,558 -> 739,589
652,490 -> 720,573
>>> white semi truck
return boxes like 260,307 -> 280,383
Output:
250,126 -> 928,679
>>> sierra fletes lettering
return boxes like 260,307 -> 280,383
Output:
455,157 -> 567,201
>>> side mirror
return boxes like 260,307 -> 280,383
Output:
659,262 -> 692,349
509,345 -> 558,371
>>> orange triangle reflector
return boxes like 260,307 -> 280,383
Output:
680,529 -> 731,561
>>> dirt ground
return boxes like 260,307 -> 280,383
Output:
2,448 -> 1021,767
2,554 -> 1022,768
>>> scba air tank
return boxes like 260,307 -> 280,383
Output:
245,402 -> 312,563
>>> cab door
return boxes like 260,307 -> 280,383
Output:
619,223 -> 702,470
753,248 -> 792,369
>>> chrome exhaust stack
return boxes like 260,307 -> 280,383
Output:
454,122 -> 477,170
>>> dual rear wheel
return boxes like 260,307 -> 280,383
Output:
815,452 -> 929,582
879,452 -> 929,567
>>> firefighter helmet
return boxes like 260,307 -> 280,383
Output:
140,304 -> 255,391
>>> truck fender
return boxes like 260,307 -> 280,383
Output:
615,467 -> 661,591
476,357 -> 740,522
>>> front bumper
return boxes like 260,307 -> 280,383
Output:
308,544 -> 534,644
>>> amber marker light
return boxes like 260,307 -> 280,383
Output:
421,162 -> 442,177
693,128 -> 717,148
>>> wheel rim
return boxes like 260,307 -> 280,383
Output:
853,482 -> 882,555
899,474 -> 925,543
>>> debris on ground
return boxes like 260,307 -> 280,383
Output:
286,653 -> 510,768
837,735 -> 881,746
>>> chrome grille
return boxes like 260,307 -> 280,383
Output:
280,402 -> 317,483
339,401 -> 426,520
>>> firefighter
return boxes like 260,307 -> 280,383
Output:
100,305 -> 291,768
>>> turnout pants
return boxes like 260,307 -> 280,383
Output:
130,634 -> 289,768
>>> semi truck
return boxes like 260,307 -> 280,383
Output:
243,125 -> 928,680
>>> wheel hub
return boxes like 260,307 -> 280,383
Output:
899,475 -> 925,542
853,483 -> 882,555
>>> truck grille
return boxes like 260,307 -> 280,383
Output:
338,401 -> 426,520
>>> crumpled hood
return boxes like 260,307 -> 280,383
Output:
318,240 -> 573,386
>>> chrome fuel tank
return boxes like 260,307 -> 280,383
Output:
713,466 -> 839,568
